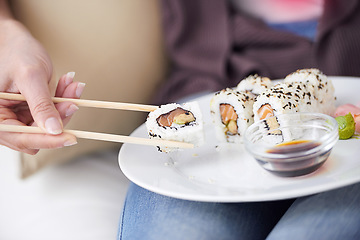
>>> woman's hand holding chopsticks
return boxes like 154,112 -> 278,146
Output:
0,4 -> 86,154
0,70 -> 84,154
0,4 -> 190,153
0,2 -> 193,155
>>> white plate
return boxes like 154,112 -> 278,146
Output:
119,77 -> 360,202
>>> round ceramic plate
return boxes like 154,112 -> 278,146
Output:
119,77 -> 360,202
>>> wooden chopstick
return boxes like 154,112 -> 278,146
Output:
0,92 -> 158,112
0,124 -> 194,149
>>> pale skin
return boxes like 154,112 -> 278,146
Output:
0,0 -> 85,154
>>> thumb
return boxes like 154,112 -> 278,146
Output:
19,76 -> 63,135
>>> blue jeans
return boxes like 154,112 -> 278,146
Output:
118,182 -> 360,240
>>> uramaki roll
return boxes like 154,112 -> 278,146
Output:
210,88 -> 255,143
146,102 -> 204,152
236,74 -> 273,97
284,68 -> 336,116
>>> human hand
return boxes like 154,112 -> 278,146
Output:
0,71 -> 85,154
0,19 -> 85,154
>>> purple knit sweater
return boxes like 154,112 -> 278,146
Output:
154,0 -> 360,104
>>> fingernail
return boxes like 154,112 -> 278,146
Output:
76,82 -> 86,98
44,117 -> 63,135
65,104 -> 79,117
65,71 -> 76,85
64,139 -> 77,147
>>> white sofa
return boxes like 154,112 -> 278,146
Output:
0,146 -> 129,240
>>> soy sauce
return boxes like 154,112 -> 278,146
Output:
267,140 -> 321,154
260,139 -> 327,177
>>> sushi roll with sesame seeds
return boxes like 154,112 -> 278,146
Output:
284,68 -> 336,115
236,74 -> 273,97
210,88 -> 255,143
146,102 -> 204,152
253,82 -> 304,122
253,82 -> 316,141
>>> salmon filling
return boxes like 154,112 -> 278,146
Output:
258,104 -> 274,120
258,104 -> 281,134
220,104 -> 238,135
157,108 -> 195,127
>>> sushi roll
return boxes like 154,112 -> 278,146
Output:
210,88 -> 255,143
253,82 -> 306,122
146,102 -> 204,152
284,68 -> 336,115
253,82 -> 316,141
236,74 -> 273,96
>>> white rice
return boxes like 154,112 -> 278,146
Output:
284,68 -> 336,115
236,74 -> 273,96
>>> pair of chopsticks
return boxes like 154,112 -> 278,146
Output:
0,92 -> 158,112
0,92 -> 194,149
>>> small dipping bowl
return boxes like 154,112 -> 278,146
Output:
244,112 -> 338,177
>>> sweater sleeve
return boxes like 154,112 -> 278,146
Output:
153,0 -> 230,104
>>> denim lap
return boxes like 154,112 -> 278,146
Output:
119,183 -> 294,240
